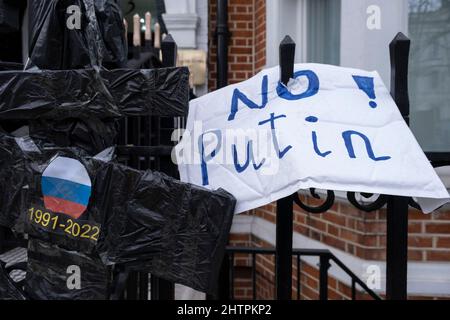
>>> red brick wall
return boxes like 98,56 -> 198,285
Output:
230,234 -> 450,300
253,197 -> 450,262
229,235 -> 375,300
228,200 -> 450,299
254,0 -> 266,71
229,196 -> 450,300
208,0 -> 266,91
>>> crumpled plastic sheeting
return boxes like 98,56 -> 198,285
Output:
28,0 -> 127,70
27,118 -> 119,155
0,132 -> 91,232
0,0 -> 20,33
97,167 -> 235,293
103,68 -> 190,117
126,51 -> 163,70
0,262 -> 27,300
0,133 -> 236,294
1,119 -> 119,156
93,0 -> 128,69
25,238 -> 109,300
0,61 -> 22,71
0,67 -> 189,120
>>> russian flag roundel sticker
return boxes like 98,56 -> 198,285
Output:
41,157 -> 92,219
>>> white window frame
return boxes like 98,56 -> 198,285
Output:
266,0 -> 308,68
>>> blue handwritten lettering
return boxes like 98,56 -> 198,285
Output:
258,113 -> 292,159
232,140 -> 266,172
228,75 -> 268,121
276,70 -> 320,101
342,130 -> 390,161
199,130 -> 222,185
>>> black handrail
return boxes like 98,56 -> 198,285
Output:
225,246 -> 381,300
426,152 -> 450,168
328,254 -> 380,300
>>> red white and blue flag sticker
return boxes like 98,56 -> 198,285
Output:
41,157 -> 92,219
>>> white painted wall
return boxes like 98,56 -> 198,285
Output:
195,0 -> 208,96
266,0 -> 409,87
163,0 -> 208,96
165,0 -> 197,14
266,0 -> 307,68
340,0 -> 409,87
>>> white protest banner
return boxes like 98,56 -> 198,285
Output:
175,64 -> 450,214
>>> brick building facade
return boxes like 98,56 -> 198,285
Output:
228,201 -> 450,300
207,0 -> 450,299
208,0 -> 266,91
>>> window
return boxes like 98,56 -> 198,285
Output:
306,0 -> 341,65
266,0 -> 341,67
409,0 -> 450,151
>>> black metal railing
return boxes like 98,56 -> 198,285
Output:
116,34 -> 181,300
223,246 -> 381,300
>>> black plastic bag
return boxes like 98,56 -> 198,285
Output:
0,0 -> 20,33
95,164 -> 235,293
25,238 -> 110,300
93,0 -> 128,69
0,132 -> 236,294
28,0 -> 127,69
0,132 -> 90,232
0,118 -> 118,156
127,51 -> 163,70
0,261 -> 27,300
0,67 -> 189,120
0,61 -> 23,71
27,118 -> 119,155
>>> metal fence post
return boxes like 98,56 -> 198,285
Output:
216,0 -> 229,89
319,255 -> 330,300
386,32 -> 411,300
146,34 -> 179,301
276,35 -> 295,300
209,0 -> 231,300
161,34 -> 177,68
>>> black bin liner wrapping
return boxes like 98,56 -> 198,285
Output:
25,238 -> 109,300
0,0 -> 227,297
0,0 -> 20,33
28,0 -> 127,69
0,66 -> 188,156
96,166 -> 235,292
0,261 -> 27,300
27,118 -> 119,155
1,118 -> 118,156
0,61 -> 23,71
0,67 -> 189,120
0,132 -> 236,294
